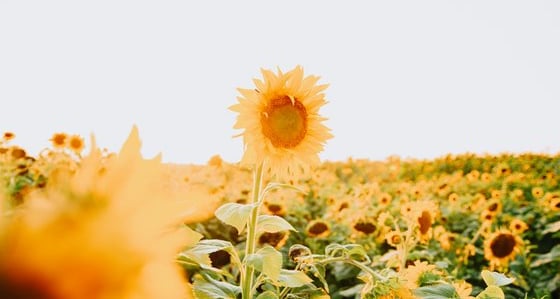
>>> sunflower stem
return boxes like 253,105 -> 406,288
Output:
241,162 -> 264,299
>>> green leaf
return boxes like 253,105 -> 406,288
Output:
256,215 -> 296,234
542,221 -> 560,235
181,239 -> 234,266
530,245 -> 560,267
192,274 -> 241,299
214,202 -> 254,234
413,283 -> 459,299
260,182 -> 306,202
475,285 -> 505,299
277,269 -> 313,288
481,270 -> 515,287
246,246 -> 283,281
256,291 -> 279,299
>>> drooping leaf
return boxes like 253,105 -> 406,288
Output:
257,215 -> 296,234
530,245 -> 560,267
192,274 -> 240,299
214,202 -> 254,233
481,270 -> 515,287
277,269 -> 313,288
181,239 -> 234,267
542,221 -> 560,235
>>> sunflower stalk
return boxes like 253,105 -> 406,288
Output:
241,162 -> 264,299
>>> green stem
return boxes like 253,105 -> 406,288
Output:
241,162 -> 264,299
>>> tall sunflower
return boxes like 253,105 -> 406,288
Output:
230,66 -> 332,177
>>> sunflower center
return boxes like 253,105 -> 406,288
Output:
261,96 -> 307,148
354,221 -> 376,234
308,222 -> 329,236
490,233 -> 516,258
418,211 -> 432,235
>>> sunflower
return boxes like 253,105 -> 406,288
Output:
402,260 -> 439,289
0,127 -> 201,299
2,132 -> 15,142
258,231 -> 290,249
483,228 -> 523,269
68,134 -> 85,154
305,219 -> 331,238
50,132 -> 68,149
230,66 -> 332,177
532,187 -> 544,199
453,281 -> 475,299
377,192 -> 392,206
352,218 -> 378,236
509,219 -> 528,234
385,231 -> 403,247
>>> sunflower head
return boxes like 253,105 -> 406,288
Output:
483,228 -> 523,270
230,66 -> 332,178
305,219 -> 331,238
50,133 -> 68,149
2,132 -> 15,142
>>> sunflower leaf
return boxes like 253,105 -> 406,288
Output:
192,274 -> 240,299
256,215 -> 296,234
214,202 -> 254,234
542,221 -> 560,235
277,269 -> 313,288
475,285 -> 505,299
481,270 -> 515,287
256,291 -> 279,299
530,244 -> 560,267
245,246 -> 283,282
413,283 -> 459,299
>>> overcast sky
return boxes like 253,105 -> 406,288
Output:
1,1 -> 559,164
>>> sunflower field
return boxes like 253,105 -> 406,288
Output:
1,67 -> 559,299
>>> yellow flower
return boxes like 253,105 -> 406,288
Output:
68,134 -> 85,154
402,260 -> 437,289
385,231 -> 403,247
453,281 -> 475,299
50,132 -> 68,149
532,187 -> 544,199
230,66 -> 332,177
483,228 -> 523,270
258,231 -> 290,249
0,127 -> 201,299
509,219 -> 528,235
2,132 -> 15,142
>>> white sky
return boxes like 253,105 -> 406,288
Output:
1,1 -> 559,164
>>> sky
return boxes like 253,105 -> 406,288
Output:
1,1 -> 559,164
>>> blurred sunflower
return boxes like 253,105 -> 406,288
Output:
0,127 -> 201,299
258,231 -> 290,249
509,219 -> 528,234
385,231 -> 403,247
50,133 -> 68,149
230,66 -> 332,177
402,260 -> 439,289
483,228 -> 523,269
68,134 -> 85,154
452,281 -> 475,299
2,132 -> 15,142
305,219 -> 331,238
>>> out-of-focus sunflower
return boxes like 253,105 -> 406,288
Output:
509,219 -> 528,234
0,127 -> 201,299
532,187 -> 544,199
68,134 -> 85,154
2,132 -> 15,142
352,218 -> 378,236
377,192 -> 392,206
402,260 -> 438,289
230,66 -> 332,177
453,281 -> 475,299
305,219 -> 331,238
385,231 -> 403,247
483,228 -> 523,270
258,231 -> 290,249
50,133 -> 68,149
